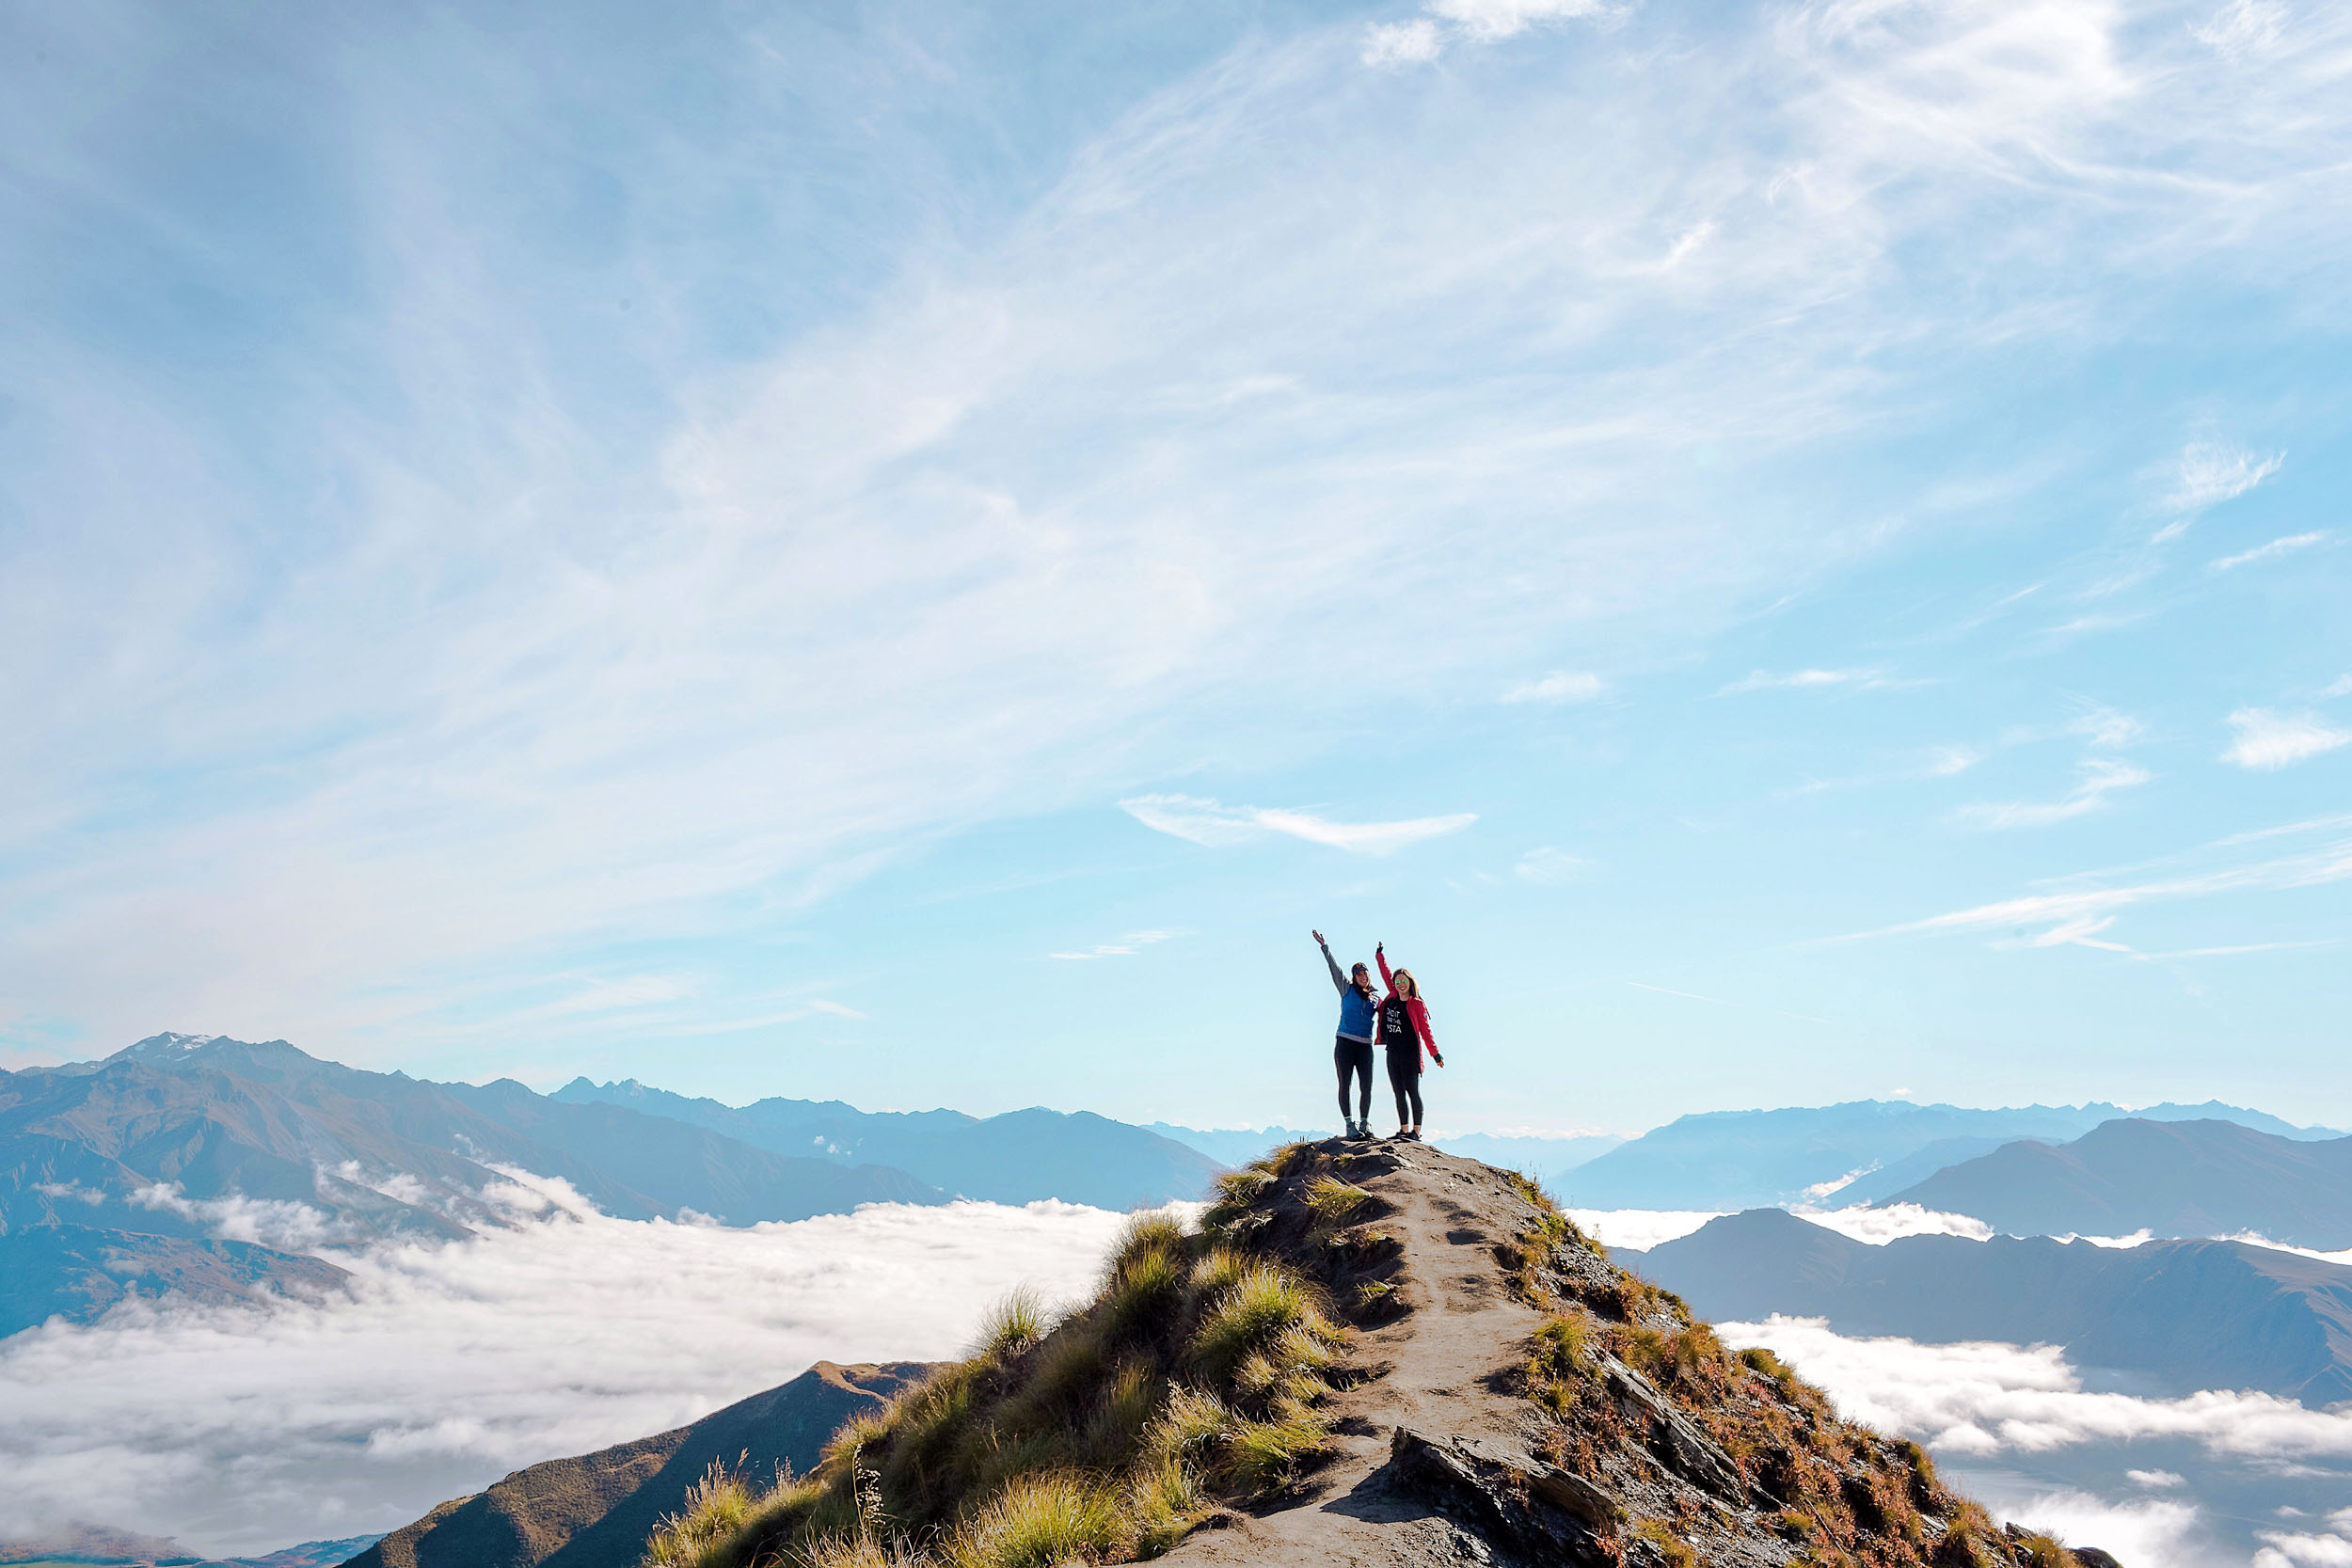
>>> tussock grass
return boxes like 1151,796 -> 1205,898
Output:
1187,1245 -> 1248,1300
973,1288 -> 1051,1358
1142,1385 -> 1231,1464
1121,1458 -> 1201,1559
789,1535 -> 905,1568
644,1459 -> 758,1568
1301,1176 -> 1374,1230
1222,1415 -> 1331,1495
1101,1247 -> 1184,1344
944,1471 -> 1120,1568
644,1458 -> 829,1568
647,1148 -> 1347,1568
1189,1265 -> 1339,1386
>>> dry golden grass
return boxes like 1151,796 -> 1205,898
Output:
643,1148 -> 1350,1568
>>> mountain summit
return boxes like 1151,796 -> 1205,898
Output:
632,1140 -> 2115,1568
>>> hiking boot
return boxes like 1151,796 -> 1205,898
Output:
1403,1129 -> 1422,1142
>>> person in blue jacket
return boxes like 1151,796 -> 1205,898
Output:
1313,929 -> 1379,1141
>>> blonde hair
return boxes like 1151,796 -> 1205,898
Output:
1391,968 -> 1419,1000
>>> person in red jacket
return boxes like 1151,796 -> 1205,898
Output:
1374,942 -> 1443,1141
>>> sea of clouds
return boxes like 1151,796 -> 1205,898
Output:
1565,1201 -> 1996,1251
12,1185 -> 2351,1564
0,1174 -> 1130,1557
1723,1316 -> 2352,1568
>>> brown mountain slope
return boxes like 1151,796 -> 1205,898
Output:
644,1141 -> 2121,1568
348,1362 -> 928,1568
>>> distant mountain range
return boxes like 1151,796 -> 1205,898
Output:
1882,1117 -> 2352,1249
1142,1123 -> 1624,1187
352,1361 -> 928,1568
1622,1206 -> 2352,1403
1561,1097 -> 2340,1210
0,1035 -> 1216,1338
0,1524 -> 376,1567
552,1079 -> 1219,1211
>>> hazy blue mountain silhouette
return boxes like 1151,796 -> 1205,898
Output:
1562,1098 -> 2337,1210
1623,1207 -> 2352,1403
1883,1117 -> 2352,1249
1142,1123 -> 1624,1185
0,1224 -> 353,1339
0,1035 -> 944,1333
551,1078 -> 1220,1210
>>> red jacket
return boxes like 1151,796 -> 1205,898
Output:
1375,950 -> 1442,1069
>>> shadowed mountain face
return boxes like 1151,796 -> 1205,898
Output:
348,1361 -> 929,1568
0,1036 -> 945,1335
1623,1208 -> 2352,1403
1883,1117 -> 2352,1250
0,1225 -> 353,1335
551,1078 -> 1222,1211
1560,1099 -> 2338,1211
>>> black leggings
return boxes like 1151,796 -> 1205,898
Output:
1387,1049 -> 1422,1127
1334,1037 -> 1374,1121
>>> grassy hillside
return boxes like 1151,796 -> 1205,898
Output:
640,1141 -> 2097,1568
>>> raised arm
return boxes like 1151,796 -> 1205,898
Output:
1315,931 -> 1345,993
1375,945 -> 1394,990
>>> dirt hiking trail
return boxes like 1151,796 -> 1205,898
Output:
1165,1140 -> 1556,1566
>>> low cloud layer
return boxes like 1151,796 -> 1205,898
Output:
1568,1204 -> 1994,1252
1724,1315 -> 2352,1464
1796,1203 -> 1994,1244
0,1176 -> 1127,1558
1729,1316 -> 2352,1566
1567,1208 -> 1723,1249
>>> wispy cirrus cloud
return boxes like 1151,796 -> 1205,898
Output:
1046,929 -> 1179,960
1719,669 -> 1910,695
2210,531 -> 2328,572
1848,817 -> 2352,950
1513,847 -> 1588,884
1789,744 -> 1981,796
1362,0 -> 1610,66
8,0 -> 2352,1086
2222,709 -> 2352,771
1119,795 -> 1475,856
2156,439 -> 2285,533
2065,706 -> 2145,748
1501,672 -> 1605,705
2195,0 -> 2290,58
1952,758 -> 2151,831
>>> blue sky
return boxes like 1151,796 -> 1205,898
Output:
2,0 -> 2346,1132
